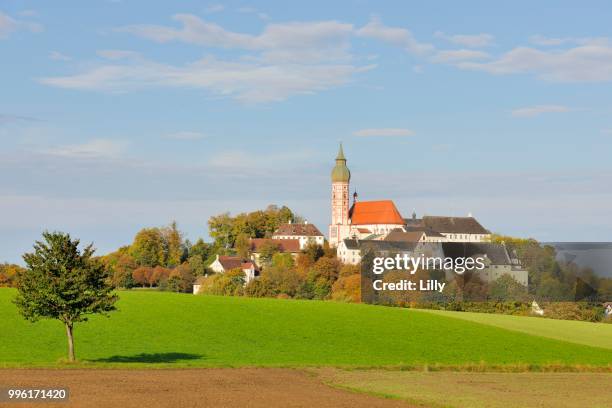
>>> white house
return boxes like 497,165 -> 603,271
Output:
272,221 -> 325,249
194,255 -> 259,294
209,255 -> 258,282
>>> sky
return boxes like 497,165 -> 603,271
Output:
1,0 -> 612,263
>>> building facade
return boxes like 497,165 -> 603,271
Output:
272,221 -> 325,249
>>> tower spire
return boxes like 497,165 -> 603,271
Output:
336,142 -> 346,161
331,142 -> 350,182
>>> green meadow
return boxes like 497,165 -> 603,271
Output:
416,309 -> 612,350
1,288 -> 611,368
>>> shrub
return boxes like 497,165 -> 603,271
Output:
331,274 -> 360,302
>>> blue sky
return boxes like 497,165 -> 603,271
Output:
1,1 -> 612,263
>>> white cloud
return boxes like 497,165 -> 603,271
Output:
164,131 -> 206,140
0,11 -> 42,38
43,139 -> 128,158
511,105 -> 572,118
431,49 -> 490,63
119,14 -> 354,63
434,31 -> 494,48
353,128 -> 415,137
457,44 -> 612,82
529,35 -> 610,47
49,51 -> 72,61
97,49 -> 140,60
39,54 -> 373,103
0,12 -> 18,38
356,17 -> 433,55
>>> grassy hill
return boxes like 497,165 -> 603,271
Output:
1,288 -> 611,368
416,309 -> 612,350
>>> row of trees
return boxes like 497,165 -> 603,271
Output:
208,205 -> 299,249
101,222 -> 219,292
101,205 -> 302,292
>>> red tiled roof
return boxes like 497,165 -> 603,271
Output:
349,200 -> 404,225
249,238 -> 301,253
218,256 -> 245,271
273,223 -> 323,237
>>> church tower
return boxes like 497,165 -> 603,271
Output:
329,143 -> 351,247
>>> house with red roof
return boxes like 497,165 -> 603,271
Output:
209,255 -> 259,282
272,221 -> 324,249
248,238 -> 301,266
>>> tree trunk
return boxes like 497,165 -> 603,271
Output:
65,322 -> 75,362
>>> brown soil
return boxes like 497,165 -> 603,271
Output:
0,369 -> 413,408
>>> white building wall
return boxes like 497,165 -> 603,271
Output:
440,233 -> 491,242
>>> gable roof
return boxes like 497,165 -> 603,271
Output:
241,261 -> 257,270
217,256 -> 247,271
249,238 -> 301,253
342,239 -> 418,253
273,223 -> 323,237
384,230 -> 425,243
421,216 -> 490,235
349,200 -> 404,225
403,226 -> 445,237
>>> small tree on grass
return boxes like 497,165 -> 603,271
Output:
14,231 -> 118,362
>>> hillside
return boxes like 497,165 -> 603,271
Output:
416,309 -> 612,350
1,289 -> 611,367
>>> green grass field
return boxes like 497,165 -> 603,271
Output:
416,309 -> 612,350
1,288 -> 611,368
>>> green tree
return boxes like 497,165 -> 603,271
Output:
301,241 -> 324,264
272,252 -> 294,269
207,205 -> 299,249
14,232 -> 117,362
129,228 -> 165,267
208,212 -> 235,249
189,238 -> 212,263
258,241 -> 281,265
234,233 -> 250,259
163,221 -> 184,267
188,255 -> 207,276
489,274 -> 528,301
